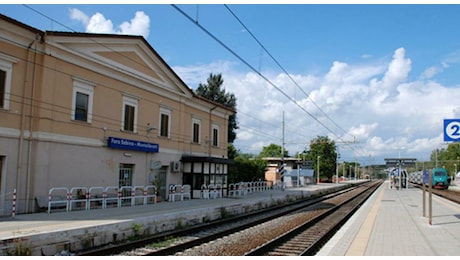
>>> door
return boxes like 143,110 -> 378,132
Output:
157,167 -> 167,199
119,164 -> 134,204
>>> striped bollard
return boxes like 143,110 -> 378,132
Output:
12,188 -> 16,218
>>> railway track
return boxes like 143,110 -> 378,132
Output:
245,180 -> 381,256
78,180 -> 381,256
411,183 -> 460,204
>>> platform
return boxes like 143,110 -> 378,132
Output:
317,181 -> 460,256
2,181 -> 459,256
0,182 -> 346,255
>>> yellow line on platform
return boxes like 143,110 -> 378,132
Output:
345,186 -> 385,256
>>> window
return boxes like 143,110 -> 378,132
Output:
71,78 -> 94,123
124,104 -> 135,131
212,124 -> 219,147
122,96 -> 138,132
160,108 -> 171,138
0,53 -> 18,110
192,118 -> 201,143
0,70 -> 5,109
75,92 -> 89,121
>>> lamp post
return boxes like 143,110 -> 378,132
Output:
317,155 -> 321,184
336,153 -> 340,184
398,146 -> 406,190
349,165 -> 352,180
300,152 -> 307,187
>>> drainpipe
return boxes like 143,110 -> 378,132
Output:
208,105 -> 217,157
25,33 -> 40,212
16,35 -> 38,214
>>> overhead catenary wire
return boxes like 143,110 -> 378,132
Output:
15,5 -> 364,159
171,5 -> 339,136
171,4 -> 354,149
222,5 -> 362,157
18,4 -> 288,151
223,4 -> 349,138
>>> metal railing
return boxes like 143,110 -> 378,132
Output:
47,185 -> 157,213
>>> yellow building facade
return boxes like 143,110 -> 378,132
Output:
0,14 -> 234,215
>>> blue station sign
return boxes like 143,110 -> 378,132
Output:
108,137 -> 159,153
443,119 -> 460,142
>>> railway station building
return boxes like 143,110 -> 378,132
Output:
0,14 -> 234,215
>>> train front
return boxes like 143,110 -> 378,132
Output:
424,168 -> 450,190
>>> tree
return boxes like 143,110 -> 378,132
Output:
430,143 -> 460,176
339,161 -> 360,179
259,143 -> 289,158
305,136 -> 337,181
228,151 -> 266,183
227,143 -> 238,160
195,73 -> 238,143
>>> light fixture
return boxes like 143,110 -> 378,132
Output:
146,123 -> 156,133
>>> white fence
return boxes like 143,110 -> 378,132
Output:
46,185 -> 157,213
44,181 -> 272,213
227,181 -> 271,197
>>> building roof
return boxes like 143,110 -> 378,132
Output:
0,13 -> 235,115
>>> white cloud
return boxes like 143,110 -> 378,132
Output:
86,12 -> 115,34
172,47 -> 460,165
382,47 -> 411,88
66,10 -> 459,165
421,66 -> 441,79
348,123 -> 378,140
119,11 -> 150,38
69,8 -> 89,25
69,9 -> 150,39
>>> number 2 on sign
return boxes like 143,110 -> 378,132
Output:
447,121 -> 460,140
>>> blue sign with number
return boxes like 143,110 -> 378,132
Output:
444,119 -> 460,142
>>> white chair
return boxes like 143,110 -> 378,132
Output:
169,185 -> 182,202
216,184 -> 222,198
228,183 -> 236,197
201,184 -> 210,199
182,184 -> 191,200
208,184 -> 218,199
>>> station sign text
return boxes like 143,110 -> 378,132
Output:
108,137 -> 159,153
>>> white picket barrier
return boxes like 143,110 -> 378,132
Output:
48,187 -> 69,213
132,186 -> 146,206
144,185 -> 157,204
103,186 -> 119,208
88,187 -> 104,210
69,187 -> 89,211
45,181 -> 272,214
118,186 -> 133,207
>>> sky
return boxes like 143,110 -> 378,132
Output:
2,3 -> 460,165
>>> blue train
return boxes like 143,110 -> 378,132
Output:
408,168 -> 451,190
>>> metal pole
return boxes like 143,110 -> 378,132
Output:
422,177 -> 426,218
336,156 -> 339,184
398,160 -> 401,190
429,170 -> 432,225
349,165 -> 352,180
281,111 -> 285,189
317,155 -> 321,184
297,167 -> 300,187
